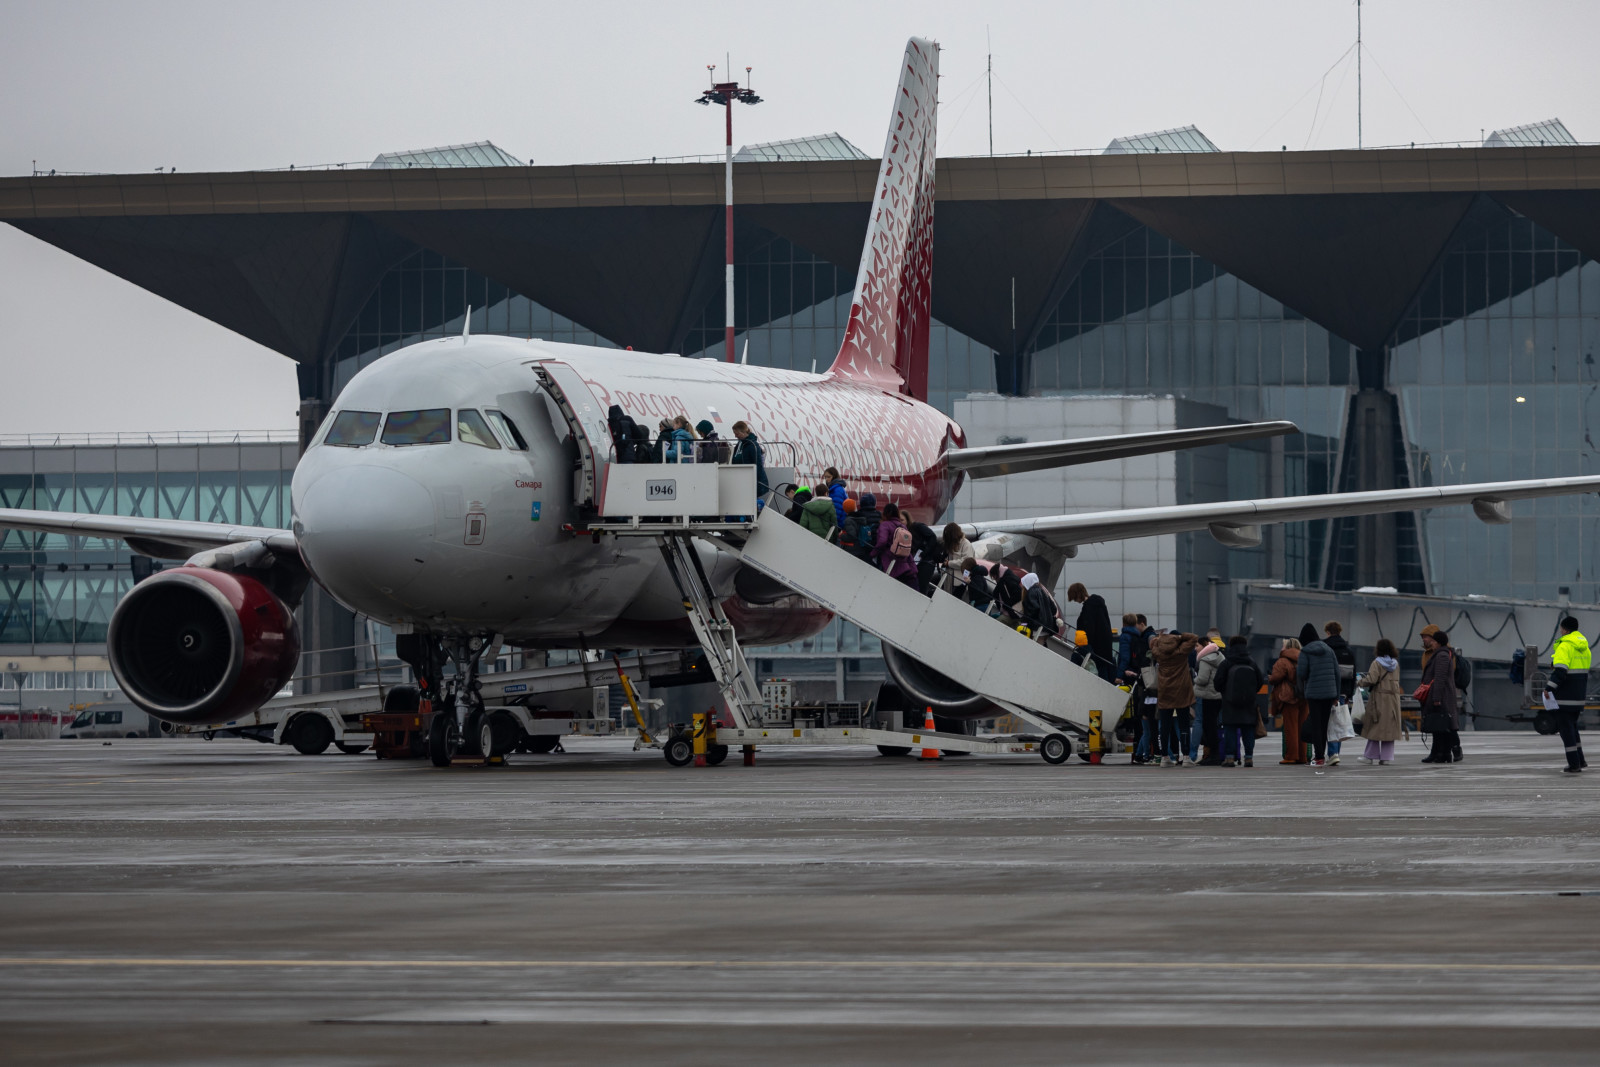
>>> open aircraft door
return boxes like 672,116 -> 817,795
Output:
533,362 -> 610,509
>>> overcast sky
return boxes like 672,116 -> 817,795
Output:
3,0 -> 1597,434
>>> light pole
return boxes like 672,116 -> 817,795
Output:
697,65 -> 761,363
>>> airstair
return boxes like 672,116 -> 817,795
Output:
589,473 -> 1130,763
727,508 -> 1131,736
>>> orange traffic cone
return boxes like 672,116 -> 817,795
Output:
918,706 -> 941,760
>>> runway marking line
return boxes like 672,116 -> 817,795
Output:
3,957 -> 1600,973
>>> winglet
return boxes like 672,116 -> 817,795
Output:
826,37 -> 938,399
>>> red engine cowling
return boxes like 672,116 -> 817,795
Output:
107,567 -> 299,724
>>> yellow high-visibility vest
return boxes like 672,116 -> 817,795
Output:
1553,631 -> 1592,672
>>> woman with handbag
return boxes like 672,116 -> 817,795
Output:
1270,638 -> 1308,764
1357,637 -> 1403,764
1417,625 -> 1461,764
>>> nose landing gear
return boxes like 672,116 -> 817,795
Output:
424,636 -> 490,767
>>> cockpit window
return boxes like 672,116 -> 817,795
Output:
323,410 -> 381,447
381,409 -> 452,445
484,409 -> 528,451
456,409 -> 501,450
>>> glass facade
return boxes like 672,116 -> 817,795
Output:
1025,226 -> 1350,586
331,248 -> 616,397
1021,210 -> 1600,603
0,444 -> 296,649
1390,212 -> 1600,601
681,235 -> 997,414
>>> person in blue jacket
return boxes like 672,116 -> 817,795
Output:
822,466 -> 848,526
665,416 -> 696,463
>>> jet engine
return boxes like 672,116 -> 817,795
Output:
107,567 -> 299,724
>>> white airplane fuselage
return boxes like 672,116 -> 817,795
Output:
291,334 -> 964,649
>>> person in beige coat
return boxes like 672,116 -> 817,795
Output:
1356,637 -> 1403,764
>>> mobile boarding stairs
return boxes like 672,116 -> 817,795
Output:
587,459 -> 1131,765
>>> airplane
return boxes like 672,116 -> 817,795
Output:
6,36 -> 1600,766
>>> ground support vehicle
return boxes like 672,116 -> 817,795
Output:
658,695 -> 1093,768
168,651 -> 684,756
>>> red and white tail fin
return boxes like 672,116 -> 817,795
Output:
827,37 -> 938,399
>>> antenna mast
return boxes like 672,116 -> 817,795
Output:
1357,0 -> 1363,149
987,28 -> 994,156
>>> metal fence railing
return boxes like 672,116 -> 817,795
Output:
0,430 -> 299,448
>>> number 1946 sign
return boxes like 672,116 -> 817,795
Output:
646,479 -> 677,501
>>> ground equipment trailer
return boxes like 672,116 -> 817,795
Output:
167,651 -> 684,755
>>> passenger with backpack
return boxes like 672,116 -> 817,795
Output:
838,494 -> 880,561
1213,636 -> 1264,767
1270,637 -> 1308,764
872,503 -> 918,588
607,405 -> 638,463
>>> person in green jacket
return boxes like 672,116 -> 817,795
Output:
794,487 -> 837,539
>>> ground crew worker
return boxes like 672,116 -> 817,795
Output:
1546,616 -> 1590,773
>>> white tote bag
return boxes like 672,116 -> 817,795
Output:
1349,687 -> 1367,731
1328,697 -> 1358,742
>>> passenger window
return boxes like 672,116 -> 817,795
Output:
456,409 -> 502,450
94,710 -> 122,725
381,409 -> 452,445
323,410 -> 381,447
484,409 -> 528,450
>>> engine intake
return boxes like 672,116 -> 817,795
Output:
881,644 -> 992,719
108,567 -> 299,724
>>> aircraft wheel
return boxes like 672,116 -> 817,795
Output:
1040,733 -> 1071,765
201,730 -> 216,741
335,742 -> 368,755
291,715 -> 334,755
482,711 -> 519,758
1534,711 -> 1560,736
521,734 -> 560,754
704,744 -> 730,766
876,745 -> 912,757
663,735 -> 695,766
428,714 -> 459,767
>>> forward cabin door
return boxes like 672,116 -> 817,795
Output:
533,362 -> 610,510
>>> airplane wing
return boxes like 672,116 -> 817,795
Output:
946,421 -> 1297,479
967,475 -> 1600,550
0,508 -> 297,559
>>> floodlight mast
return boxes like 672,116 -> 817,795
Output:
697,65 -> 762,362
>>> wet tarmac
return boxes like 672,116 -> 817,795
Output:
1,732 -> 1597,1065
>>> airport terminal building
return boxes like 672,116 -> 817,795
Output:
4,124 -> 1600,700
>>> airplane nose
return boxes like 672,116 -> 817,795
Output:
296,466 -> 434,595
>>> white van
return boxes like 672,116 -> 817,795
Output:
61,707 -> 154,739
